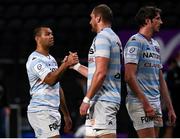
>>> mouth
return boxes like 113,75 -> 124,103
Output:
50,39 -> 54,43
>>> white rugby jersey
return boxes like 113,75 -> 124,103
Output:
124,33 -> 162,103
26,51 -> 60,112
88,28 -> 122,104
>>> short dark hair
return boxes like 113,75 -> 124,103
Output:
33,25 -> 51,37
135,6 -> 162,27
93,4 -> 113,24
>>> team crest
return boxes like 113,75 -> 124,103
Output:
129,47 -> 136,53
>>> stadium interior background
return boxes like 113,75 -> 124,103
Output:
0,0 -> 179,137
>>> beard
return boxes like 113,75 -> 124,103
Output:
91,23 -> 97,33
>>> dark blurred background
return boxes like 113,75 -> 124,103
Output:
0,0 -> 179,138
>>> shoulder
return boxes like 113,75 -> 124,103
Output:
96,28 -> 119,44
126,34 -> 143,48
152,38 -> 160,47
128,34 -> 143,43
26,52 -> 42,67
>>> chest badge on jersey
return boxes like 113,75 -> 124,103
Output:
37,64 -> 42,70
129,47 -> 136,53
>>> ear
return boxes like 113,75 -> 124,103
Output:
96,16 -> 101,23
35,36 -> 39,42
145,18 -> 151,24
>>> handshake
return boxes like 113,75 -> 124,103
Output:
62,51 -> 81,71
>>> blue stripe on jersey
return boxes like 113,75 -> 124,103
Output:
96,34 -> 110,40
109,63 -> 122,69
126,41 -> 141,47
111,52 -> 121,58
33,94 -> 59,101
105,84 -> 121,93
144,89 -> 160,97
93,96 -> 120,104
138,67 -> 160,74
138,76 -> 159,84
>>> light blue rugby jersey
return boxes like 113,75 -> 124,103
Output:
124,33 -> 162,103
88,28 -> 122,104
26,51 -> 60,112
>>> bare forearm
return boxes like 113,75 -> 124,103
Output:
86,71 -> 106,99
44,62 -> 69,85
126,75 -> 149,106
75,64 -> 88,78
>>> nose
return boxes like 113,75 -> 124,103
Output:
50,34 -> 54,39
160,19 -> 163,24
89,18 -> 92,25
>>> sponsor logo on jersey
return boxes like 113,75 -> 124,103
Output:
88,57 -> 95,63
114,73 -> 121,79
143,52 -> 160,60
144,63 -> 161,68
49,122 -> 60,131
89,48 -> 95,54
141,116 -> 153,123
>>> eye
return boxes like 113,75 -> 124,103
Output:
155,16 -> 161,20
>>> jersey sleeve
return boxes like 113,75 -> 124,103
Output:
30,58 -> 51,81
124,37 -> 141,64
94,34 -> 111,58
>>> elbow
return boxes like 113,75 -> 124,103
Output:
43,74 -> 57,86
102,73 -> 106,81
45,80 -> 56,86
97,71 -> 106,81
48,81 -> 56,86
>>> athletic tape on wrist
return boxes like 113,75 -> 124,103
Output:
83,96 -> 90,104
73,63 -> 81,71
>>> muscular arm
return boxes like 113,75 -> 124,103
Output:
125,63 -> 154,115
79,57 -> 109,115
86,57 -> 109,99
43,62 -> 69,85
44,54 -> 79,85
76,64 -> 88,78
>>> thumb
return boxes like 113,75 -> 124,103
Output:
69,51 -> 73,54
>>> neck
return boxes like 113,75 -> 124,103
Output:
139,27 -> 153,40
36,45 -> 49,56
97,23 -> 111,33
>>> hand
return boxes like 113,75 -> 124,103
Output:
63,115 -> 72,133
62,56 -> 68,63
144,104 -> 155,118
167,109 -> 176,126
80,102 -> 90,116
66,51 -> 79,67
